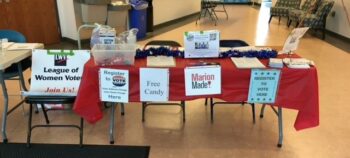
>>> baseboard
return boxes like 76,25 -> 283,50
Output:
325,29 -> 350,43
220,2 -> 251,5
61,37 -> 89,44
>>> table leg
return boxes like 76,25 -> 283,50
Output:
0,71 -> 8,143
259,104 -> 267,118
277,107 -> 283,148
109,104 -> 116,144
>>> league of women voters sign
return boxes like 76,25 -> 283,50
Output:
22,49 -> 90,96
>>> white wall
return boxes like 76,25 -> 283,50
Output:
153,0 -> 201,25
326,0 -> 350,38
56,0 -> 79,40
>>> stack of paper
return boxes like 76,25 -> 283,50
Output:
269,58 -> 283,68
1,42 -> 14,49
7,43 -> 41,50
147,56 -> 176,67
282,58 -> 312,69
231,57 -> 266,69
232,46 -> 273,52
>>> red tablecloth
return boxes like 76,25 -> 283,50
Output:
73,55 -> 319,131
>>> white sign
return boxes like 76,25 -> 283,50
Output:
248,69 -> 281,103
184,30 -> 220,58
282,27 -> 309,53
185,65 -> 221,96
140,68 -> 169,102
23,50 -> 90,96
99,68 -> 129,103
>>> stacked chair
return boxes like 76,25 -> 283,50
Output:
289,0 -> 335,39
269,0 -> 301,24
197,0 -> 220,25
287,0 -> 322,27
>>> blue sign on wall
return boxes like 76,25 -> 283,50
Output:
248,69 -> 281,103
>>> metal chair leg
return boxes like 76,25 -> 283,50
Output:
120,103 -> 125,116
142,102 -> 146,122
34,105 -> 39,114
109,104 -> 116,144
181,101 -> 186,122
260,104 -> 267,118
278,16 -> 281,24
0,71 -> 9,143
40,104 -> 50,124
205,98 -> 208,106
26,104 -> 33,147
269,15 -> 273,23
79,117 -> 84,147
210,98 -> 214,123
222,4 -> 228,20
251,103 -> 256,124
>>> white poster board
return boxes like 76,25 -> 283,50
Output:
248,69 -> 281,103
282,27 -> 309,53
140,68 -> 169,102
185,65 -> 221,96
184,30 -> 220,58
23,50 -> 90,96
99,68 -> 129,103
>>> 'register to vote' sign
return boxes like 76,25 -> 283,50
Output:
248,69 -> 281,103
25,50 -> 90,96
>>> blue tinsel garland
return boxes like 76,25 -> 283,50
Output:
135,46 -> 278,59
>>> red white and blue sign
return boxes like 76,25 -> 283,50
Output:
99,68 -> 129,103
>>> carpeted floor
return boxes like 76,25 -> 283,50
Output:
0,143 -> 150,158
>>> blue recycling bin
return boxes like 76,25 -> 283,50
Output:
129,9 -> 147,39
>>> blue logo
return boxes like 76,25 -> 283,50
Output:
112,75 -> 126,87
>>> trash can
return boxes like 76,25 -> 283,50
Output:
77,0 -> 111,24
129,0 -> 148,39
107,0 -> 131,33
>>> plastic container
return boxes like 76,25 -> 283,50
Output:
92,44 -> 138,66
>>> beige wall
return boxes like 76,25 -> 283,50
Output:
153,0 -> 201,25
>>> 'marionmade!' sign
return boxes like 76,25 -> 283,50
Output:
24,50 -> 90,96
185,65 -> 221,96
248,69 -> 281,103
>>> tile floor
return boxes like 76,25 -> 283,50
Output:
1,3 -> 350,158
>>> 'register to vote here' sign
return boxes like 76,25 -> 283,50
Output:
248,69 -> 281,103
